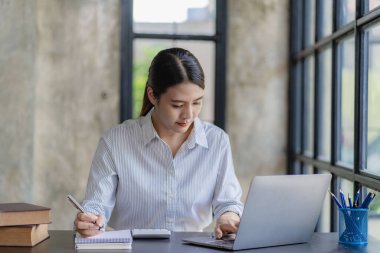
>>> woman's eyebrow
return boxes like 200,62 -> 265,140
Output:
171,96 -> 204,103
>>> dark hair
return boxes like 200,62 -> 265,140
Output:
140,48 -> 205,116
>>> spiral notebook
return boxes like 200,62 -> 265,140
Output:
75,229 -> 132,250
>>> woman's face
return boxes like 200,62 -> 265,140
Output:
149,82 -> 204,136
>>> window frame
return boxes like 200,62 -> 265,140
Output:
120,0 -> 228,129
289,0 -> 380,232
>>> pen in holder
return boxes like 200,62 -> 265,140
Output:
338,208 -> 368,246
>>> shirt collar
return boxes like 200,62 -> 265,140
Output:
140,110 -> 208,149
186,117 -> 208,149
140,110 -> 158,146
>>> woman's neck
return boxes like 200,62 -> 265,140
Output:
151,115 -> 193,157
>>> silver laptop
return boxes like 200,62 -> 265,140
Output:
183,173 -> 331,251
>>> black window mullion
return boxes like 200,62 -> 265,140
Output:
314,0 -> 322,168
331,174 -> 338,232
288,0 -> 303,174
120,0 -> 134,122
302,59 -> 308,160
214,0 -> 227,129
353,0 -> 369,197
301,0 -> 307,173
315,50 -> 322,162
312,0 -> 320,174
353,0 -> 367,177
330,0 -> 339,232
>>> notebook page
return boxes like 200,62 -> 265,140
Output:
75,229 -> 132,244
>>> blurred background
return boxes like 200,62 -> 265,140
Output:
0,0 -> 288,230
1,0 -> 379,239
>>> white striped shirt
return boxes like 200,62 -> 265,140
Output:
82,111 -> 243,231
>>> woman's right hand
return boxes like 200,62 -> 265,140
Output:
74,212 -> 105,237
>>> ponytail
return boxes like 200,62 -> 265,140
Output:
139,85 -> 154,116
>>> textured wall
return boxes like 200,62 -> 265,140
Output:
0,0 -> 288,229
0,0 -> 36,202
227,0 -> 289,199
0,0 -> 120,229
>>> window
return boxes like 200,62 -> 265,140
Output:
120,0 -> 227,129
365,22 -> 380,174
289,0 -> 380,235
337,36 -> 355,166
318,46 -> 332,161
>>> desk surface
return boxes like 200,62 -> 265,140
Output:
0,230 -> 379,253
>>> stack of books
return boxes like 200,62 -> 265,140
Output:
75,229 -> 133,250
0,203 -> 51,247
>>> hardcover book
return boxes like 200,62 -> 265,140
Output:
0,203 -> 51,226
0,224 -> 49,247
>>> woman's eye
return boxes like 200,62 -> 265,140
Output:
172,104 -> 182,108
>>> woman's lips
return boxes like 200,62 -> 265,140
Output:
176,122 -> 189,127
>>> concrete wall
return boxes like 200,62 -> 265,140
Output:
227,0 -> 289,200
0,0 -> 288,229
0,0 -> 36,202
0,0 -> 120,229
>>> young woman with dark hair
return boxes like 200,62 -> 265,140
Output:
74,48 -> 243,239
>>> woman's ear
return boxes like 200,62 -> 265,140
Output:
147,87 -> 157,106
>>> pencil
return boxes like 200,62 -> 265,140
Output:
328,190 -> 343,209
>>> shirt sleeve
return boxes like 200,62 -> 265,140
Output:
212,132 -> 244,220
81,137 -> 118,228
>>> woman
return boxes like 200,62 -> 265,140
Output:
75,48 -> 243,239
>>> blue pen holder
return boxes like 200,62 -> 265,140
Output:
338,208 -> 368,246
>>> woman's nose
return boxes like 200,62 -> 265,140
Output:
181,105 -> 193,120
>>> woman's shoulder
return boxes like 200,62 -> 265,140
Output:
102,118 -> 141,140
198,119 -> 229,140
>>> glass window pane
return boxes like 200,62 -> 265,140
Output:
304,56 -> 315,155
318,47 -> 332,160
303,164 -> 314,174
335,178 -> 354,231
337,0 -> 355,28
320,0 -> 333,38
304,0 -> 316,48
337,177 -> 354,206
337,36 -> 355,166
363,186 -> 380,240
316,169 -> 331,232
132,39 -> 215,122
364,0 -> 380,13
366,23 -> 380,175
293,1 -> 303,53
293,160 -> 302,174
133,0 -> 216,35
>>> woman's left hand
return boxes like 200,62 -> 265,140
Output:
214,211 -> 240,239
